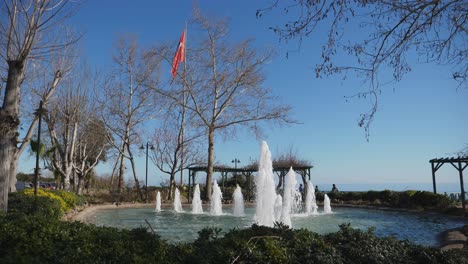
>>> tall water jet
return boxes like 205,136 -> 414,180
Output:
274,194 -> 283,222
233,185 -> 244,216
210,180 -> 223,215
324,194 -> 332,214
191,184 -> 203,214
305,180 -> 318,215
291,190 -> 303,214
255,141 -> 277,227
155,191 -> 161,212
281,167 -> 297,227
174,188 -> 183,212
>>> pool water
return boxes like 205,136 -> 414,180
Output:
87,206 -> 467,246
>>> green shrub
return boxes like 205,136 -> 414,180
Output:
365,190 -> 381,202
22,188 -> 69,211
0,214 -> 170,264
324,224 -> 450,264
50,189 -> 86,209
8,191 -> 63,220
328,190 -> 452,211
409,191 -> 451,209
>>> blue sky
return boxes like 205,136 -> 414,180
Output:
18,1 -> 467,191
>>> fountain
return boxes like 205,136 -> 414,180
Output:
155,191 -> 161,212
233,185 -> 244,216
210,180 -> 223,215
174,188 -> 183,212
192,184 -> 203,214
324,194 -> 332,214
90,140 -> 467,246
291,189 -> 303,214
305,180 -> 318,215
274,194 -> 283,222
254,141 -> 277,227
281,167 -> 297,227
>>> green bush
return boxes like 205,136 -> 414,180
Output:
174,223 -> 468,264
22,188 -> 70,211
409,191 -> 451,209
365,190 -> 381,202
327,190 -> 453,211
324,224 -> 452,264
0,214 -> 170,264
50,189 -> 86,209
8,191 -> 63,220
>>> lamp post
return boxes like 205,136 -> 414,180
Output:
34,101 -> 45,198
140,142 -> 154,202
232,158 -> 240,184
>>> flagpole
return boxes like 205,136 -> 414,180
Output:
180,24 -> 187,187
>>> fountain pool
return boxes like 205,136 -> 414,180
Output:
86,141 -> 466,247
85,206 -> 466,246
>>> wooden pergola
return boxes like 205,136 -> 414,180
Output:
430,156 -> 468,210
187,164 -> 313,203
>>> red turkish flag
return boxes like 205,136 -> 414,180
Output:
171,28 -> 186,78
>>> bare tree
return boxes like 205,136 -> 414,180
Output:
44,81 -> 86,191
257,0 -> 467,137
0,0 -> 79,211
157,10 -> 294,200
74,118 -> 109,194
273,145 -> 311,191
150,100 -> 205,200
455,144 -> 468,156
98,35 -> 162,200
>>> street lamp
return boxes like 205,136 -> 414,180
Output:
33,101 -> 47,198
232,158 -> 241,184
140,142 -> 155,202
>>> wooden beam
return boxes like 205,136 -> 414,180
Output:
431,162 -> 437,194
462,162 -> 468,171
435,162 -> 444,171
458,162 -> 466,210
188,169 -> 192,203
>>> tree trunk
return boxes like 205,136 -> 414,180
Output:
205,126 -> 215,201
63,163 -> 73,191
9,159 -> 19,192
110,154 -> 120,190
167,169 -> 177,201
0,61 -> 24,212
127,145 -> 144,201
0,137 -> 14,212
76,172 -> 83,195
117,144 -> 126,192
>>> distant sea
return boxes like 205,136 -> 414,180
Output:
317,182 -> 464,194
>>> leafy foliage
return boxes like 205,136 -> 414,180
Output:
50,189 -> 86,209
7,192 -> 63,221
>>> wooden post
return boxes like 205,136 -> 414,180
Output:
246,172 -> 252,202
188,169 -> 191,203
458,162 -> 465,210
431,162 -> 437,194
